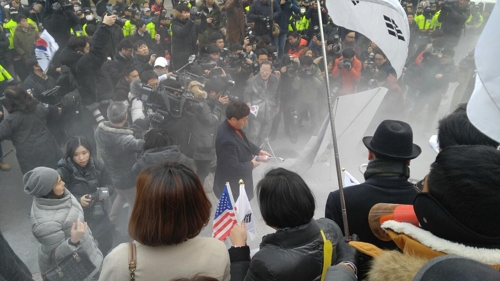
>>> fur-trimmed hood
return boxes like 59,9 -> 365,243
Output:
197,0 -> 220,10
188,80 -> 207,100
367,250 -> 428,281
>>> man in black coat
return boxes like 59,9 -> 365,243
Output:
247,0 -> 282,38
105,38 -> 134,86
213,101 -> 271,201
325,120 -> 421,249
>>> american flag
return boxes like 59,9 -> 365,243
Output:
212,185 -> 237,241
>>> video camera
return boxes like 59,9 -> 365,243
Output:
338,58 -> 353,71
331,34 -> 342,54
85,188 -> 110,219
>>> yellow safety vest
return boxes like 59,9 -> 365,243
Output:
0,64 -> 13,82
3,19 -> 17,49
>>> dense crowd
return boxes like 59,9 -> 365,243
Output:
0,0 -> 498,280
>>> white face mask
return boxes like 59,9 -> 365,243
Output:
300,8 -> 306,13
74,6 -> 81,11
85,15 -> 93,21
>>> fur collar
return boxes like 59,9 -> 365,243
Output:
382,220 -> 500,265
98,121 -> 134,135
367,250 -> 428,281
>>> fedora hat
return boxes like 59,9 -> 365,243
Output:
363,120 -> 421,160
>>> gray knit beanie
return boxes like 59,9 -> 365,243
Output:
23,167 -> 59,197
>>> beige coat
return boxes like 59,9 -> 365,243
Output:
99,237 -> 230,281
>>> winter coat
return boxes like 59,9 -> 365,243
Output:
99,237 -> 230,281
133,53 -> 154,74
419,56 -> 458,93
108,24 -> 124,58
197,0 -> 224,49
247,0 -> 282,37
57,157 -> 114,236
94,121 -> 144,190
189,97 -> 224,161
243,73 -> 280,118
438,4 -> 470,37
171,11 -> 207,70
128,79 -> 147,124
213,120 -> 260,200
377,60 -> 397,78
351,220 -> 500,281
305,6 -> 328,31
29,190 -> 103,277
276,0 -> 300,34
42,9 -> 79,48
114,77 -> 131,102
21,73 -> 57,100
0,231 -> 33,281
132,146 -> 195,176
0,104 -> 62,174
59,47 -> 82,79
105,52 -> 134,87
13,25 -> 38,60
331,56 -> 362,96
229,219 -> 356,281
0,28 -> 12,66
293,63 -> 324,104
76,24 -> 115,106
224,0 -> 245,44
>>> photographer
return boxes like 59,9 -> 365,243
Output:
133,39 -> 156,74
197,0 -> 223,51
21,58 -> 57,100
285,31 -> 307,58
438,0 -> 470,47
57,136 -> 114,256
171,3 -> 208,70
226,44 -> 255,98
292,55 -> 323,133
43,0 -> 80,48
247,0 -> 282,38
331,48 -> 361,96
189,77 -> 228,185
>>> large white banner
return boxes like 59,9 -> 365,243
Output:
327,0 -> 409,78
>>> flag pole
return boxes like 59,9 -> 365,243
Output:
315,0 -> 350,240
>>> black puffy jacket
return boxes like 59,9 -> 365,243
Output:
76,23 -> 115,106
171,10 -> 207,70
229,218 -> 355,281
132,146 -> 195,177
0,28 -> 12,65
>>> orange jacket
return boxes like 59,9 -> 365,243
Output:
331,56 -> 362,95
287,38 -> 308,58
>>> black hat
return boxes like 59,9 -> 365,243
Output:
363,120 -> 421,160
174,3 -> 190,12
229,44 -> 244,52
83,8 -> 92,14
160,14 -> 171,20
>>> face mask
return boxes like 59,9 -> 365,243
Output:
74,6 -> 81,11
300,8 -> 306,13
86,15 -> 93,21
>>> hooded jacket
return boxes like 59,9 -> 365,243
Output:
171,10 -> 207,70
29,190 -> 103,277
132,146 -> 195,176
94,121 -> 144,190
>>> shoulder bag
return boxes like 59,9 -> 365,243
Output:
128,242 -> 137,281
271,0 -> 280,37
44,246 -> 96,281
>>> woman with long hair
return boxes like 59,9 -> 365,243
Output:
0,86 -> 62,174
99,163 -> 229,281
57,136 -> 114,256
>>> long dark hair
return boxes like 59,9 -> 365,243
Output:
3,86 -> 38,113
64,136 -> 93,163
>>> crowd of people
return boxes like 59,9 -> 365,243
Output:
0,0 -> 498,280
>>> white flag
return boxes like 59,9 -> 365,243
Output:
343,169 -> 360,187
34,30 -> 59,73
235,183 -> 256,240
327,0 -> 409,78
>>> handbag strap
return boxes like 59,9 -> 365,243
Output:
128,242 -> 137,281
320,230 -> 333,281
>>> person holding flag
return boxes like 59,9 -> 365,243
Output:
228,168 -> 356,280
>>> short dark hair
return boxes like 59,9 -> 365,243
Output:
140,70 -> 158,84
17,14 -> 27,22
3,86 -> 38,113
144,129 -> 172,150
135,19 -> 145,29
25,57 -> 38,71
67,36 -> 89,53
204,77 -> 226,93
122,66 -> 138,78
117,38 -> 134,51
342,48 -> 355,59
209,32 -> 224,42
373,48 -> 387,59
129,162 -> 211,246
257,168 -> 315,228
437,103 -> 499,149
226,100 -> 249,120
134,40 -> 148,51
288,31 -> 299,39
299,55 -> 313,67
255,48 -> 269,57
427,146 -> 500,237
84,24 -> 96,36
64,136 -> 93,160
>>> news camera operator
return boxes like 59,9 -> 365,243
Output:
57,136 -> 114,257
247,0 -> 282,38
188,77 -> 229,185
438,0 -> 470,47
225,44 -> 256,99
171,3 -> 208,71
331,48 -> 362,96
42,0 -> 80,48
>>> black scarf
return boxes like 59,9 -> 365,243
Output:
364,158 -> 410,180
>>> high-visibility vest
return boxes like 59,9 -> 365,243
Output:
123,20 -> 136,36
82,20 -> 99,36
0,64 -> 13,82
146,21 -> 155,38
288,14 -> 309,32
27,18 -> 38,31
3,19 -> 17,49
70,27 -> 84,37
431,10 -> 442,29
466,12 -> 483,26
415,13 -> 434,31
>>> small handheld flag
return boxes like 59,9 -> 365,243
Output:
212,184 -> 237,241
235,179 -> 256,240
